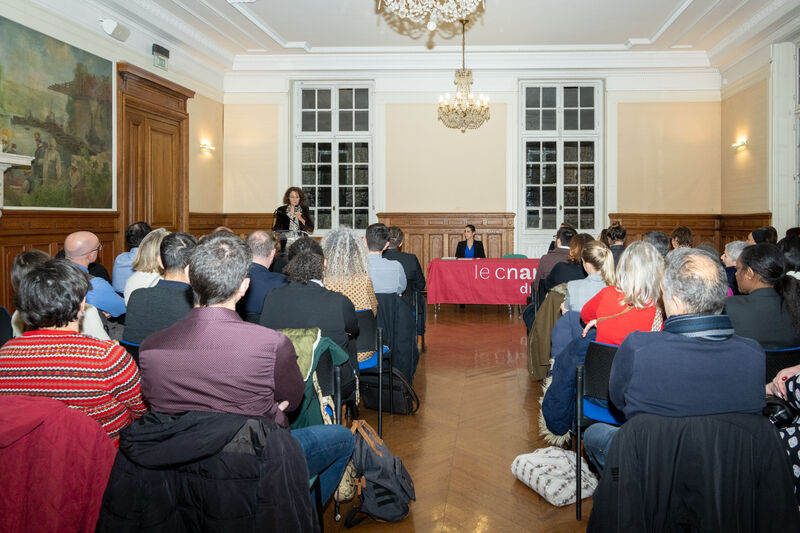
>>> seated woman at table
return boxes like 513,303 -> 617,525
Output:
455,224 -> 486,258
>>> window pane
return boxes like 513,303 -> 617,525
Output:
319,165 -> 332,185
302,111 -> 316,131
354,165 -> 369,185
339,188 -> 353,207
302,90 -> 315,109
526,165 -> 540,185
564,109 -> 578,130
302,165 -> 316,185
564,142 -> 578,162
354,210 -> 369,230
317,89 -> 331,109
580,86 -> 594,107
543,142 -> 557,162
318,111 -> 331,131
542,208 -> 557,229
543,164 -> 557,184
339,209 -> 353,228
354,143 -> 369,163
564,187 -> 578,206
318,187 -> 332,206
339,88 -> 353,109
580,165 -> 594,184
527,210 -> 540,229
542,87 -> 556,107
339,165 -> 352,185
564,165 -> 578,184
339,143 -> 353,163
526,142 -> 541,162
526,87 -> 540,108
581,186 -> 594,206
542,110 -> 557,130
580,109 -> 594,130
542,186 -> 556,206
354,110 -> 369,131
305,188 -> 316,207
564,208 -> 579,228
318,143 -> 332,162
525,187 -> 540,207
355,187 -> 369,207
355,88 -> 369,109
302,144 -> 316,163
318,209 -> 332,230
580,209 -> 595,229
525,110 -> 540,130
564,87 -> 578,107
580,142 -> 595,162
339,111 -> 353,131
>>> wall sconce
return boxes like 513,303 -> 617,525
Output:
200,142 -> 216,153
731,138 -> 748,149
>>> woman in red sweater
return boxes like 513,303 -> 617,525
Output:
581,241 -> 665,345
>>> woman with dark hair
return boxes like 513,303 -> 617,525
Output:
273,186 -> 314,251
544,233 -> 592,290
747,226 -> 778,246
724,243 -> 800,349
455,224 -> 486,258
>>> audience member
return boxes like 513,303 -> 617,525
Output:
384,226 -> 426,299
238,230 -> 287,323
581,241 -> 664,345
533,226 -> 577,292
598,228 -> 609,247
455,224 -> 486,258
64,231 -> 125,317
123,232 -> 197,345
113,221 -> 151,293
547,222 -> 575,252
138,233 -> 353,504
0,259 -> 145,444
643,230 -> 670,258
721,240 -> 748,295
123,227 -> 168,304
563,240 -> 615,312
670,225 -> 693,249
607,222 -> 627,266
724,243 -> 800,349
544,233 -> 592,290
786,227 -> 800,239
287,235 -> 324,261
748,226 -> 778,245
364,223 -> 406,294
10,249 -> 109,340
583,248 -> 765,471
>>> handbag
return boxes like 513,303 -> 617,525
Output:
360,367 -> 420,415
511,446 -> 597,507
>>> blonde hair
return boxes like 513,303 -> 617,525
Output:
132,227 -> 168,274
581,240 -> 616,285
321,226 -> 369,285
615,241 -> 663,309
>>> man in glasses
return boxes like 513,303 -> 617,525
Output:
65,231 -> 126,318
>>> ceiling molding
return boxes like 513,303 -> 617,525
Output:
626,0 -> 696,47
227,2 -> 310,51
707,0 -> 795,62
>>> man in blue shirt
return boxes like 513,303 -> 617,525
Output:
364,223 -> 406,295
65,231 -> 126,318
112,221 -> 151,293
238,230 -> 288,322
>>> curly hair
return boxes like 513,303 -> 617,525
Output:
285,251 -> 324,284
282,186 -> 306,205
322,226 -> 369,285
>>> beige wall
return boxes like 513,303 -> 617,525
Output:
721,74 -> 769,214
223,104 -> 280,213
188,94 -> 224,212
617,102 -> 721,214
385,103 -> 506,212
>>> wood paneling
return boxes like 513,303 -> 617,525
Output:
609,212 -> 772,251
377,212 -> 516,276
188,212 -> 275,239
0,210 -> 120,311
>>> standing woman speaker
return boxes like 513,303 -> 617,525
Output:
273,186 -> 314,251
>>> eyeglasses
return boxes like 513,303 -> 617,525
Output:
79,244 -> 102,256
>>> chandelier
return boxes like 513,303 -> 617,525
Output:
378,0 -> 484,31
437,20 -> 489,133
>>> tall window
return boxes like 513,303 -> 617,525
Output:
520,82 -> 602,232
295,83 -> 373,232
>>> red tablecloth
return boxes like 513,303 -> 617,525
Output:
427,258 -> 540,305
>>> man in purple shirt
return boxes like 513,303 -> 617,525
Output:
139,231 -> 353,503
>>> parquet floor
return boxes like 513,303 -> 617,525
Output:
325,304 -> 591,532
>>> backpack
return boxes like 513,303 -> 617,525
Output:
359,367 -> 420,415
344,420 -> 415,528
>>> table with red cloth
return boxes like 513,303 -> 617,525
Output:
427,258 -> 540,305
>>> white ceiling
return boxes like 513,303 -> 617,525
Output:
33,0 -> 800,75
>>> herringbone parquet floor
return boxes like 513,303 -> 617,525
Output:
325,304 -> 591,532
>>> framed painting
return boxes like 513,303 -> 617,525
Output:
0,16 -> 113,209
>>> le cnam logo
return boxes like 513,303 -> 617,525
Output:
473,263 -> 537,294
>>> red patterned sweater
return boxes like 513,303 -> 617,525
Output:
0,330 -> 147,444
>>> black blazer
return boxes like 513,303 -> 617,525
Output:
455,240 -> 486,258
724,287 -> 800,349
272,205 -> 314,234
383,248 -> 426,292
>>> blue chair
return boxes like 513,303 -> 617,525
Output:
765,347 -> 800,383
355,309 -> 390,433
575,341 -> 624,520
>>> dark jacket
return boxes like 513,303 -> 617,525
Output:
455,240 -> 486,258
383,248 -> 426,293
123,280 -> 193,344
588,413 -> 800,532
376,292 -> 420,384
273,204 -> 314,233
544,261 -> 585,291
238,263 -> 288,322
724,288 -> 800,349
609,244 -> 625,267
97,410 -> 317,533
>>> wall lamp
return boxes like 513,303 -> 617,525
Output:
200,142 -> 216,153
731,138 -> 748,149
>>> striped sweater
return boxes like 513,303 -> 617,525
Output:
0,329 -> 147,444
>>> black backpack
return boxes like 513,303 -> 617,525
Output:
344,420 -> 415,528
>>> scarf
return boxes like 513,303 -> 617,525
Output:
662,313 -> 735,341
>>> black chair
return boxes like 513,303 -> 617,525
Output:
354,310 -> 390,430
0,307 -> 13,347
575,341 -> 622,520
376,292 -> 419,385
119,340 -> 140,365
413,290 -> 426,352
765,347 -> 800,383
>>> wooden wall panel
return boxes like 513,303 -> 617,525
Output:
188,212 -> 275,239
377,212 -> 516,276
609,212 -> 771,251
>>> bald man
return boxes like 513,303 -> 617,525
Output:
64,231 -> 126,318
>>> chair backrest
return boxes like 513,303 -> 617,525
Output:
0,306 -> 13,347
119,340 -> 140,365
765,347 -> 800,383
502,253 -> 527,259
355,310 -> 378,354
584,342 -> 619,400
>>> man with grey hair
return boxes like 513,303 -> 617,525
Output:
721,240 -> 748,295
582,248 -> 766,471
643,230 -> 670,257
238,230 -> 287,322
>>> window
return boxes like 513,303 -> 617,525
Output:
295,83 -> 373,231
520,82 -> 602,232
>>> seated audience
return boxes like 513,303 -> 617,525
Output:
533,226 -> 577,292
64,231 -> 125,318
598,228 -> 609,247
583,248 -> 765,471
544,233 -> 592,290
581,241 -> 664,345
670,225 -> 693,249
365,223 -> 406,295
721,240 -> 748,295
238,230 -> 287,322
607,222 -> 626,266
138,232 -> 353,504
547,222 -> 575,252
123,227 -> 168,304
455,224 -> 486,258
113,221 -> 151,294
643,230 -> 670,258
123,232 -> 197,345
0,259 -> 145,444
384,226 -> 426,298
725,243 -> 800,349
787,227 -> 800,239
563,240 -> 615,313
10,249 -> 109,340
748,225 -> 778,245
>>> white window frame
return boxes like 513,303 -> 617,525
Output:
293,82 -> 375,235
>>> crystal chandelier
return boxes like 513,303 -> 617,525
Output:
437,20 -> 489,133
378,0 -> 484,31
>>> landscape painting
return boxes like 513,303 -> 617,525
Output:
0,16 -> 113,209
